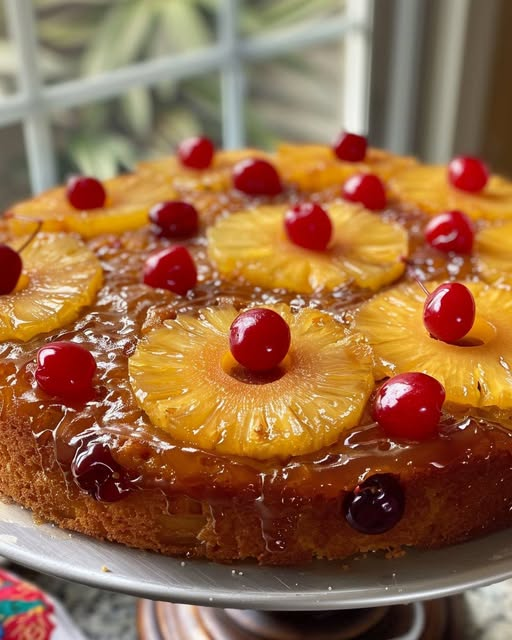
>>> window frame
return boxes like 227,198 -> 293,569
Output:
2,0 -> 373,194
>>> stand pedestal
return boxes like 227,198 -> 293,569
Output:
137,597 -> 466,639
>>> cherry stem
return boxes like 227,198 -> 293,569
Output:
14,218 -> 43,254
414,278 -> 430,296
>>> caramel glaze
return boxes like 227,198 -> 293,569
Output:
1,189 -> 511,555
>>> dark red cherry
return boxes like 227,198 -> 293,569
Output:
230,308 -> 291,372
143,245 -> 197,295
36,342 -> 96,402
149,201 -> 199,238
448,156 -> 489,193
284,203 -> 333,251
66,176 -> 106,210
342,173 -> 386,210
424,210 -> 474,254
423,282 -> 475,343
372,372 -> 445,440
0,245 -> 22,295
344,474 -> 405,534
233,158 -> 283,196
177,136 -> 215,170
332,131 -> 367,162
71,439 -> 134,502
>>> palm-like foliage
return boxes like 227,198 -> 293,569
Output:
0,0 -> 344,182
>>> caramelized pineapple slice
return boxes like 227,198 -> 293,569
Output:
129,304 -> 374,460
389,165 -> 512,220
207,203 -> 407,294
0,233 -> 102,341
475,220 -> 512,286
274,144 -> 416,192
7,172 -> 178,238
137,149 -> 272,193
354,280 -> 512,408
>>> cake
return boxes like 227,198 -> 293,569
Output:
1,132 -> 512,566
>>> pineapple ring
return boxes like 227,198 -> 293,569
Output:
0,233 -> 103,342
137,148 -> 271,193
275,143 -> 416,192
389,164 -> 512,220
7,172 -> 178,238
354,280 -> 512,409
476,221 -> 512,286
207,203 -> 408,294
129,304 -> 374,460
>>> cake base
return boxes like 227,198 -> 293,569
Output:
136,597 -> 467,639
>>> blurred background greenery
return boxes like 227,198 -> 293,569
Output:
0,0 -> 345,208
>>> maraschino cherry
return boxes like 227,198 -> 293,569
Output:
143,245 -> 197,295
332,131 -> 367,162
423,282 -> 475,343
424,210 -> 474,254
372,372 -> 446,440
342,173 -> 387,210
230,308 -> 291,372
233,158 -> 283,196
149,201 -> 199,238
36,341 -> 97,402
71,438 -> 134,502
0,219 -> 45,295
284,203 -> 332,251
66,176 -> 106,210
178,136 -> 215,170
448,156 -> 489,193
0,245 -> 22,295
344,474 -> 405,534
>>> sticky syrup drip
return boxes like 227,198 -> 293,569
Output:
0,197 -> 508,555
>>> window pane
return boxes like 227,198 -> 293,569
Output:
51,74 -> 222,180
245,42 -> 344,149
0,4 -> 17,95
239,0 -> 346,36
35,0 -> 218,85
0,125 -> 30,210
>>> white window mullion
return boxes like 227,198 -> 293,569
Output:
343,0 -> 373,135
383,0 -> 427,154
218,0 -> 245,149
5,0 -> 57,193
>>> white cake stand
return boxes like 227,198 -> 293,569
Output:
0,500 -> 510,638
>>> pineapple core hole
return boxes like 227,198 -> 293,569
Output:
220,351 -> 289,385
453,315 -> 497,348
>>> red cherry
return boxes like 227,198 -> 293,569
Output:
149,201 -> 199,238
230,308 -> 291,372
177,136 -> 215,170
332,131 -> 367,162
284,203 -> 333,251
0,245 -> 22,295
448,156 -> 489,193
143,245 -> 197,295
423,282 -> 475,343
373,372 -> 445,440
233,158 -> 283,196
66,176 -> 106,210
342,173 -> 387,210
36,341 -> 96,401
424,210 -> 474,254
71,439 -> 134,502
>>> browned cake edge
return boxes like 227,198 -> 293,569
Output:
1,415 -> 512,565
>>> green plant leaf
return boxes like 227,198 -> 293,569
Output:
120,87 -> 154,138
154,0 -> 213,53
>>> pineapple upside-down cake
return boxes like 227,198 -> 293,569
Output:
2,132 -> 512,565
